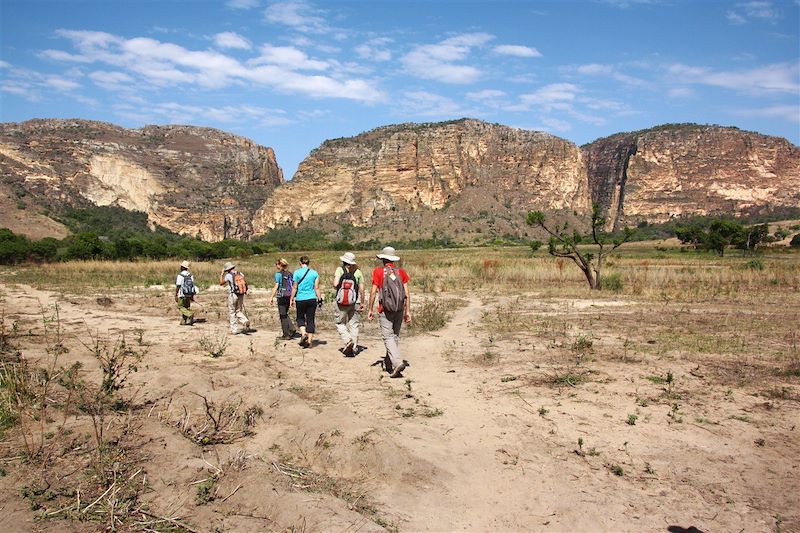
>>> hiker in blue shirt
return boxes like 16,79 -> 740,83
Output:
290,255 -> 321,348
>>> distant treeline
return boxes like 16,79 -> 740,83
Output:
1,206 -> 798,265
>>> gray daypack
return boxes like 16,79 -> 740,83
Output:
380,265 -> 405,313
180,272 -> 197,297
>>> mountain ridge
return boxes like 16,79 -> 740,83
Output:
2,117 -> 798,243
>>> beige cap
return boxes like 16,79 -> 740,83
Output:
339,252 -> 357,265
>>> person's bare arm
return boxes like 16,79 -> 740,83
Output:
403,282 -> 411,324
367,284 -> 378,320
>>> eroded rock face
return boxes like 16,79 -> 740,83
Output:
253,119 -> 590,233
583,125 -> 800,230
0,119 -> 283,241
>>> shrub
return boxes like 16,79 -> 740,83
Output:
790,234 -> 800,248
600,271 -> 624,292
743,258 -> 764,271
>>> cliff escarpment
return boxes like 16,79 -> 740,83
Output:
253,119 -> 590,240
0,119 -> 283,241
583,125 -> 800,230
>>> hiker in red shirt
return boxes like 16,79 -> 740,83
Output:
367,246 -> 411,378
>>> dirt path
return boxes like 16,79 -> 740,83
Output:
1,284 -> 797,532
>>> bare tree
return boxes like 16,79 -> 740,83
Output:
526,204 -> 634,290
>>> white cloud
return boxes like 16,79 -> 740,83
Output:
539,117 -> 571,132
493,45 -> 542,58
250,44 -> 328,70
265,1 -> 330,33
114,101 -> 292,127
45,76 -> 81,91
399,91 -> 475,117
89,70 -> 135,90
668,62 -> 799,94
573,63 -> 647,86
401,33 -> 493,84
667,87 -> 695,98
734,104 -> 800,122
727,1 -> 780,24
355,38 -> 393,62
213,32 -> 251,50
47,30 -> 384,102
520,83 -> 579,109
227,0 -> 259,8
466,89 -> 506,100
40,49 -> 93,63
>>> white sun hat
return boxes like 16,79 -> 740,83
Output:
376,246 -> 400,262
339,252 -> 357,265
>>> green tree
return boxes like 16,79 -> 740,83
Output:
675,223 -> 706,247
66,232 -> 103,260
526,205 -> 634,290
705,219 -> 744,256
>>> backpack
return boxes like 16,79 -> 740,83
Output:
336,270 -> 359,306
276,271 -> 292,298
180,273 -> 197,297
380,266 -> 405,313
232,271 -> 248,295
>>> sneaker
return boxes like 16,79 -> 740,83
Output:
390,362 -> 407,378
299,335 -> 309,348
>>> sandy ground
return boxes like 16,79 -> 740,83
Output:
1,282 -> 798,532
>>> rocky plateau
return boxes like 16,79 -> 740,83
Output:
2,118 -> 798,242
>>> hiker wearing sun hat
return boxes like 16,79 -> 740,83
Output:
333,252 -> 366,357
219,261 -> 250,334
367,246 -> 411,377
175,260 -> 198,325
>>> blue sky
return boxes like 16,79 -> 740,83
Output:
2,0 -> 798,179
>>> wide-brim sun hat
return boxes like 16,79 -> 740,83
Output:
180,260 -> 190,269
223,261 -> 236,271
376,246 -> 400,262
339,252 -> 357,265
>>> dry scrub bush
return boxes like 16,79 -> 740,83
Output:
158,393 -> 263,446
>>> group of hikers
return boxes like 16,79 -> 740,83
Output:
174,246 -> 412,378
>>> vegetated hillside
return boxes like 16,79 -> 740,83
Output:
583,124 -> 800,231
4,118 -> 798,246
0,119 -> 283,241
253,118 -> 591,244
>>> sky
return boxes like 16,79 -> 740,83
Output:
1,0 -> 799,179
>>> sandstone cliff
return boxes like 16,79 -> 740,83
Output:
0,119 -> 283,241
583,124 -> 800,230
253,119 -> 590,240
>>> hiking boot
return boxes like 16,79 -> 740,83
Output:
299,335 -> 309,348
390,362 -> 407,378
343,342 -> 355,357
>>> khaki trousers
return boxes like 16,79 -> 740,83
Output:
379,310 -> 404,369
227,293 -> 249,333
334,304 -> 360,346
